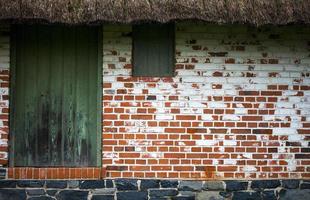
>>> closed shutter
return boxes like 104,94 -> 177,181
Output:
133,24 -> 175,77
10,25 -> 102,167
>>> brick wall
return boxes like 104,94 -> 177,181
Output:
0,23 -> 309,180
102,24 -> 310,180
0,25 -> 9,170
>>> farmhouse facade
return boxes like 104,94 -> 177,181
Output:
0,0 -> 309,199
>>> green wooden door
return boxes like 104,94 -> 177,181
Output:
10,25 -> 102,167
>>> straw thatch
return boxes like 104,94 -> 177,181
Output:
0,0 -> 310,25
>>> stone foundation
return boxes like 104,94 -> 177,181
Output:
0,179 -> 309,200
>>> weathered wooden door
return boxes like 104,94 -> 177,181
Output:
10,25 -> 102,167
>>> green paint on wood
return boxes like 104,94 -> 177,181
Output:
133,24 -> 175,77
10,25 -> 102,167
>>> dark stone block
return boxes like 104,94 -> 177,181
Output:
0,189 -> 26,200
79,180 -> 105,189
56,190 -> 89,200
91,195 -> 114,200
140,180 -> 160,190
161,180 -> 179,188
225,181 -> 248,191
278,189 -> 286,197
262,191 -> 276,200
115,179 -> 137,191
203,181 -> 224,191
300,182 -> 310,189
0,180 -> 17,188
117,191 -> 148,200
68,181 -> 79,188
179,181 -> 202,191
46,181 -> 67,189
0,169 -> 6,179
232,191 -> 261,200
251,180 -> 280,190
172,196 -> 195,200
28,197 -> 55,200
26,189 -> 45,196
197,191 -> 225,200
149,189 -> 178,197
282,180 -> 300,189
105,180 -> 113,188
219,191 -> 232,198
92,188 -> 116,195
46,190 -> 58,196
17,180 -> 45,188
279,189 -> 310,200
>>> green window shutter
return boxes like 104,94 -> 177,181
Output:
133,24 -> 175,77
10,25 -> 102,167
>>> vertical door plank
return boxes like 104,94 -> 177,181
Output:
75,26 -> 90,166
36,25 -> 51,165
13,25 -> 26,166
23,25 -> 38,166
49,26 -> 64,166
88,27 -> 100,166
62,27 -> 76,166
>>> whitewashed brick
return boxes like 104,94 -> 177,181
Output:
155,115 -> 174,120
222,115 -> 240,121
196,140 -> 218,146
223,140 -> 237,146
273,128 -> 297,135
208,102 -> 227,108
201,115 -> 213,121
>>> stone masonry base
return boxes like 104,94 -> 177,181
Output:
0,179 -> 309,200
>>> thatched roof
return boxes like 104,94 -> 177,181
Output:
0,0 -> 310,25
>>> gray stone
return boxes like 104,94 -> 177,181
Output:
219,191 -> 232,198
105,180 -> 114,188
179,181 -> 203,191
161,180 -> 179,188
262,190 -> 276,200
17,180 -> 45,188
68,181 -> 79,188
179,191 -> 195,197
279,189 -> 310,200
0,180 -> 17,188
225,181 -> 248,191
197,191 -> 225,200
115,179 -> 138,191
46,190 -> 58,196
79,180 -> 105,189
92,188 -> 116,195
117,191 -> 148,200
28,197 -> 55,200
203,181 -> 225,191
140,179 -> 160,190
251,180 -> 280,190
149,189 -> 178,197
26,189 -> 46,196
172,196 -> 195,200
0,189 -> 26,200
232,191 -> 261,200
56,190 -> 89,200
0,169 -> 6,179
282,180 -> 300,189
301,182 -> 310,189
91,195 -> 114,200
46,181 -> 67,189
